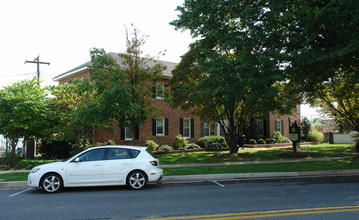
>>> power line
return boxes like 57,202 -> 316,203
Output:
0,73 -> 35,78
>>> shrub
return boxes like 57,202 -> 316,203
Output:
309,129 -> 324,143
197,136 -> 228,149
248,139 -> 257,144
273,131 -> 285,143
172,134 -> 189,150
155,145 -> 173,153
187,143 -> 201,150
257,139 -> 266,144
145,140 -> 159,152
265,138 -> 274,144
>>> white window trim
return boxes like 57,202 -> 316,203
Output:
125,127 -> 133,141
156,118 -> 165,137
156,83 -> 165,100
183,118 -> 191,139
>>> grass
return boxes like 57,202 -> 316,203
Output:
163,159 -> 359,176
0,143 -> 357,182
0,172 -> 29,182
158,144 -> 356,165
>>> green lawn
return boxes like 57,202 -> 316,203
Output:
163,159 -> 359,176
0,172 -> 29,182
158,144 -> 356,165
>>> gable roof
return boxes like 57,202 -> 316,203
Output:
53,52 -> 177,81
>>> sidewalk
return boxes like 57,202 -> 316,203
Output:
1,157 -> 358,189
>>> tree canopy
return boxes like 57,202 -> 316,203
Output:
170,2 -> 298,153
88,26 -> 166,145
0,78 -> 50,166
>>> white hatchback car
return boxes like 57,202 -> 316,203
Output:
28,145 -> 163,193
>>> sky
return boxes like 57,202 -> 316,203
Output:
0,0 -> 193,87
0,0 -> 318,118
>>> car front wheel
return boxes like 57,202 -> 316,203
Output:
41,173 -> 63,193
127,171 -> 147,190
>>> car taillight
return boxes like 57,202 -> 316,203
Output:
150,161 -> 158,166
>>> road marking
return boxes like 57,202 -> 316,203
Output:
8,188 -> 32,198
212,180 -> 225,187
144,205 -> 359,220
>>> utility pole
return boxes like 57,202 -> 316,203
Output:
24,55 -> 50,156
25,55 -> 50,85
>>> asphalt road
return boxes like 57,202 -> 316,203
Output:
1,175 -> 359,220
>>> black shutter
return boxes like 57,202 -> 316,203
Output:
152,118 -> 156,136
120,128 -> 125,140
152,83 -> 157,98
135,125 -> 139,140
165,118 -> 169,136
281,120 -> 284,136
201,119 -> 204,137
191,118 -> 195,138
180,118 -> 183,136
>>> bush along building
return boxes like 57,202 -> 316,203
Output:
53,52 -> 300,146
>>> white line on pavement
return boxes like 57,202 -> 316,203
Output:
8,188 -> 32,198
212,180 -> 225,187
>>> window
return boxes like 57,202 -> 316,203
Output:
77,149 -> 106,162
152,117 -> 168,136
183,118 -> 191,138
107,148 -> 130,160
180,118 -> 194,139
275,120 -> 284,135
202,120 -> 211,137
156,83 -> 165,100
156,118 -> 165,136
125,127 -> 133,141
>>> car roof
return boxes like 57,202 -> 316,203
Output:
88,145 -> 147,151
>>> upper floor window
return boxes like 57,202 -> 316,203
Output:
156,83 -> 165,100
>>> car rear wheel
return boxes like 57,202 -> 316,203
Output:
127,171 -> 147,190
41,173 -> 63,193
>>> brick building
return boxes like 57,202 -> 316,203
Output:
53,52 -> 300,146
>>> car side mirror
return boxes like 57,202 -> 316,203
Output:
74,157 -> 81,162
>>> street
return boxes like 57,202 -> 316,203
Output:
1,175 -> 359,219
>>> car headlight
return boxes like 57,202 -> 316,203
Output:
30,168 -> 40,173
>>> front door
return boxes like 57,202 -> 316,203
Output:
66,148 -> 107,186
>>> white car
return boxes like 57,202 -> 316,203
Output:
28,145 -> 163,193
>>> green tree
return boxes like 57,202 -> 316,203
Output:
170,2 -> 297,154
88,25 -> 166,145
302,117 -> 312,141
48,79 -> 102,147
314,73 -> 359,133
0,79 -> 50,167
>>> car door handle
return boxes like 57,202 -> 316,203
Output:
94,164 -> 102,167
122,163 -> 130,165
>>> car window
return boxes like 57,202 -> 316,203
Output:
129,149 -> 141,158
78,149 -> 107,162
107,148 -> 131,160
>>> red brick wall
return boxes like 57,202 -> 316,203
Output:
267,104 -> 301,138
